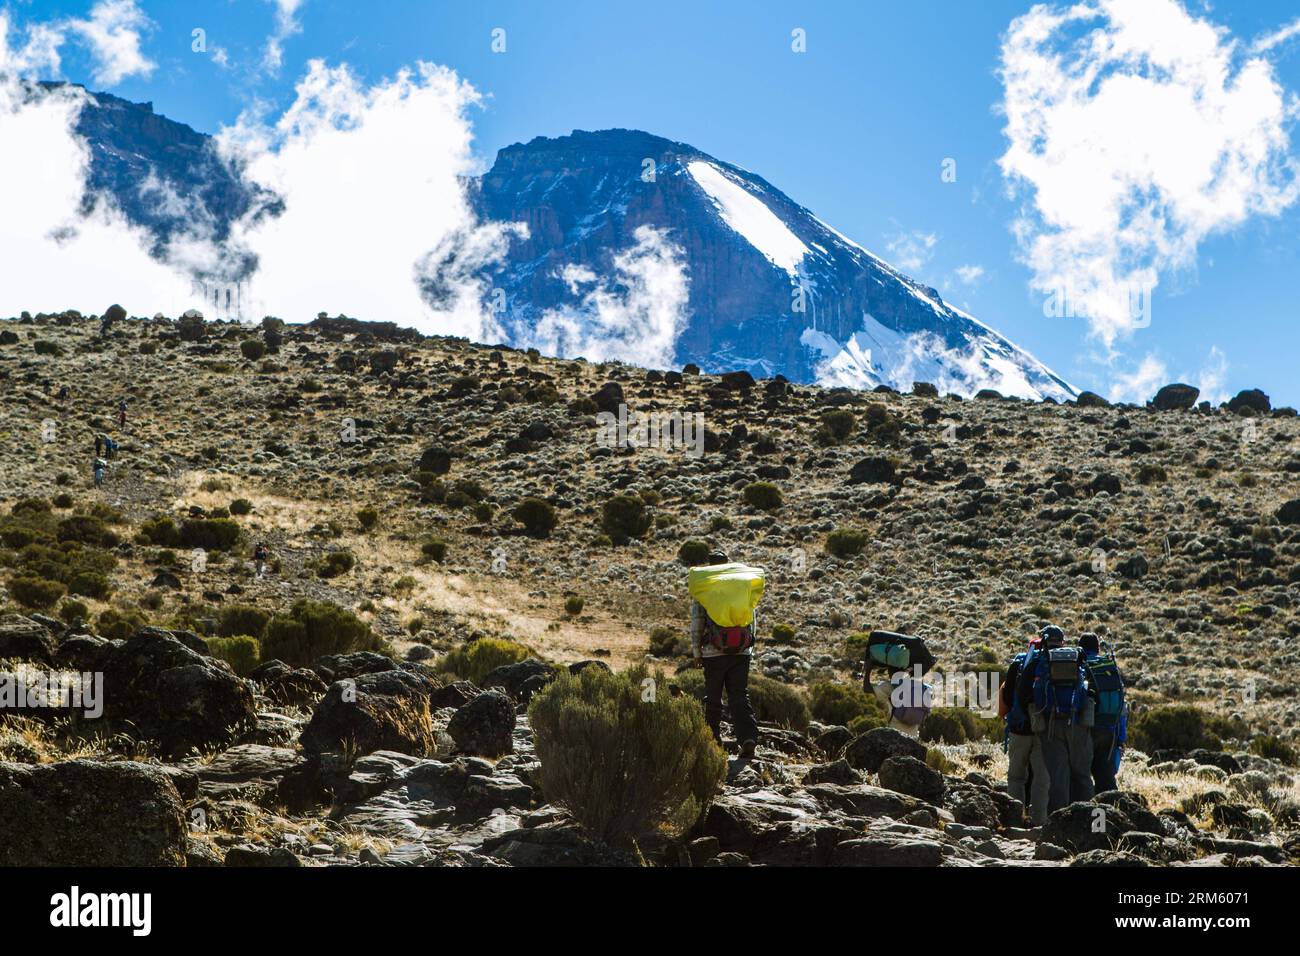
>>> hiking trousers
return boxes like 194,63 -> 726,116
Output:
1038,720 -> 1095,814
1091,727 -> 1119,794
1007,732 -> 1049,825
702,655 -> 758,745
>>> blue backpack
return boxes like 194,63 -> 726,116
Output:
1031,646 -> 1088,721
1086,652 -> 1125,729
1003,652 -> 1031,735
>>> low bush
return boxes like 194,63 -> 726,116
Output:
261,600 -> 379,667
808,680 -> 884,727
528,664 -> 726,846
826,528 -> 867,558
7,575 -> 66,610
218,604 -> 270,639
513,498 -> 557,538
180,518 -> 241,552
677,540 -> 711,566
438,637 -> 534,685
601,495 -> 652,542
741,482 -> 783,511
206,635 -> 261,676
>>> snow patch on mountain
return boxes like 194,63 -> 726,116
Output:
687,160 -> 808,277
802,311 -> 1076,401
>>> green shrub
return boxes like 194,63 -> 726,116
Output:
1250,735 -> 1297,766
438,637 -> 534,685
513,498 -> 557,538
356,507 -> 379,531
1130,705 -> 1226,753
56,515 -> 118,548
7,575 -> 66,610
677,540 -> 711,566
816,409 -> 857,445
96,607 -> 146,641
420,539 -> 448,562
528,664 -> 726,846
139,516 -> 182,547
67,571 -> 112,600
239,339 -> 267,360
741,482 -> 783,511
261,600 -> 379,667
848,710 -> 889,734
826,528 -> 867,558
808,680 -> 884,727
564,595 -> 585,616
218,604 -> 271,639
180,518 -> 241,551
59,599 -> 90,626
1136,464 -> 1168,485
843,631 -> 872,664
770,623 -> 797,644
206,635 -> 261,676
648,626 -> 687,657
602,495 -> 652,541
34,340 -> 62,356
317,550 -> 355,578
229,498 -> 253,516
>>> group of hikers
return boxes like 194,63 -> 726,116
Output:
88,400 -> 129,488
685,554 -> 1127,827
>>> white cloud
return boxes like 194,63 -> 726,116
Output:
521,226 -> 691,369
1107,353 -> 1169,403
1252,17 -> 1300,54
217,59 -> 513,337
1193,344 -> 1229,403
999,0 -> 1299,350
0,14 -> 65,76
1104,345 -> 1228,403
262,0 -> 306,74
884,230 -> 937,273
954,264 -> 985,285
0,79 -> 198,316
66,0 -> 155,85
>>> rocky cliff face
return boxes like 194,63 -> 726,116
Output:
38,81 -> 273,278
473,129 -> 1077,399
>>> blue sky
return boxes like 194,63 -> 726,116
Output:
7,0 -> 1300,404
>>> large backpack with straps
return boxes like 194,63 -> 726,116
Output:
888,674 -> 933,726
703,617 -> 754,655
1031,646 -> 1089,721
1087,652 -> 1125,728
1000,652 -> 1031,734
864,630 -> 935,677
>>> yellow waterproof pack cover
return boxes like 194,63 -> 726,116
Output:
687,562 -> 766,627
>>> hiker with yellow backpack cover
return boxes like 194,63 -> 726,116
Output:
688,551 -> 764,758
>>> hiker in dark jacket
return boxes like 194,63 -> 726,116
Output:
1002,649 -> 1049,825
690,550 -> 759,758
1080,632 -> 1126,793
1015,625 -> 1098,814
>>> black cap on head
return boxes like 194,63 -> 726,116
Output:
1040,624 -> 1066,646
1079,632 -> 1100,653
707,550 -> 730,565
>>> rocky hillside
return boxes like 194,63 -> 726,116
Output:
1,309 -> 1298,867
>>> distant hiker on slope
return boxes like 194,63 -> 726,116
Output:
92,457 -> 105,489
118,399 -> 127,429
862,630 -> 936,739
689,550 -> 763,758
1001,637 -> 1049,825
1080,632 -> 1127,794
1015,624 -> 1098,815
253,542 -> 269,578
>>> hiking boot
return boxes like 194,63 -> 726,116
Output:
740,739 -> 757,759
